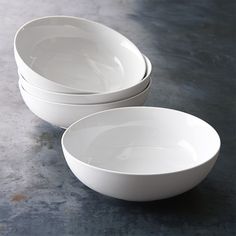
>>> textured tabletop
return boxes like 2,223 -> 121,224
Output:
0,0 -> 235,235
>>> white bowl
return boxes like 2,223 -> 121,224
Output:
62,107 -> 221,201
19,80 -> 151,128
15,16 -> 146,94
19,55 -> 152,104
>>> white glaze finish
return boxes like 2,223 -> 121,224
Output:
62,107 -> 220,201
15,16 -> 146,93
19,55 -> 152,104
19,81 -> 151,128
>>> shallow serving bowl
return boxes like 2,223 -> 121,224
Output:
19,55 -> 152,104
19,80 -> 151,128
62,107 -> 221,201
15,16 -> 146,94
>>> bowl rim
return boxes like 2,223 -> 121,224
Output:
61,106 -> 221,176
14,15 -> 146,94
18,54 -> 152,98
19,79 -> 151,106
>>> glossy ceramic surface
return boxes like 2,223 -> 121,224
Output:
19,80 -> 151,128
15,16 -> 146,93
19,55 -> 152,104
62,107 -> 221,201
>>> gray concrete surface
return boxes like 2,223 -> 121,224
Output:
0,0 -> 235,235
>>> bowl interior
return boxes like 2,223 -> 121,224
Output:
15,16 -> 146,93
62,107 -> 220,175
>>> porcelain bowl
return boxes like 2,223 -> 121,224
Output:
19,55 -> 152,104
19,80 -> 151,128
15,16 -> 146,94
62,107 -> 221,201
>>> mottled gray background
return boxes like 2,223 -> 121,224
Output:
0,0 -> 235,235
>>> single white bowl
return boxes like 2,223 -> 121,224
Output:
19,80 -> 151,128
15,16 -> 146,94
62,107 -> 221,201
19,55 -> 152,104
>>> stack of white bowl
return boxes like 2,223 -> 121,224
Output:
14,16 -> 152,128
